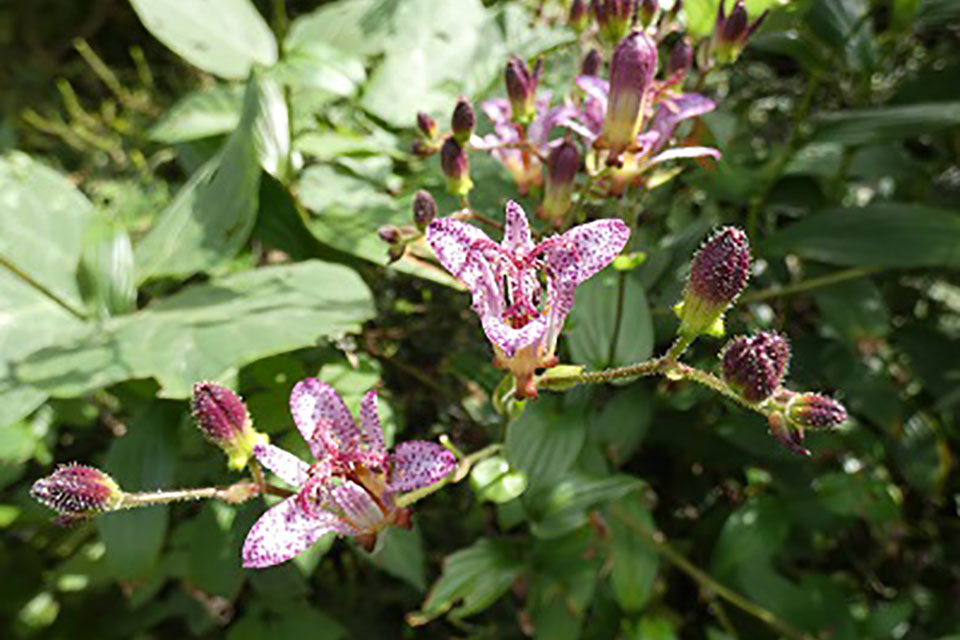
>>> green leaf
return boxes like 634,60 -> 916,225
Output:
98,402 -> 178,580
811,102 -> 960,145
129,0 -> 277,79
764,203 -> 960,268
710,495 -> 788,581
415,538 -> 524,623
15,261 -> 374,398
78,219 -> 136,318
252,76 -> 291,181
270,41 -> 366,98
527,473 -> 642,539
506,394 -> 587,491
893,413 -> 949,495
566,270 -> 653,370
284,0 -> 392,58
628,615 -> 678,640
228,602 -> 346,640
470,456 -> 528,504
0,152 -> 94,314
812,276 -> 889,343
589,385 -> 654,465
607,495 -> 659,612
135,77 -> 264,281
172,504 -> 245,598
148,84 -> 245,143
805,0 -> 876,71
366,526 -> 426,591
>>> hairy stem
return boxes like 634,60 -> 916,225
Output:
118,481 -> 261,509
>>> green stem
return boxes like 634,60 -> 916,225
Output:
118,481 -> 261,509
610,506 -> 814,640
606,271 -> 627,366
0,255 -> 87,320
271,0 -> 288,43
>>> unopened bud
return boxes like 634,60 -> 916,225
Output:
451,97 -> 475,144
540,140 -> 580,224
604,31 -> 658,161
675,227 -> 750,338
31,464 -> 124,519
712,0 -> 768,64
768,411 -> 810,456
667,39 -> 693,82
594,0 -> 636,44
581,48 -> 603,76
440,138 -> 474,197
787,394 -> 847,430
721,331 -> 790,403
416,112 -> 438,139
192,382 -> 267,470
569,0 -> 589,32
668,0 -> 683,18
505,57 -> 541,123
378,225 -> 402,245
639,0 -> 658,27
412,190 -> 438,231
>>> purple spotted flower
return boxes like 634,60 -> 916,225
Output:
426,201 -> 630,398
242,379 -> 457,568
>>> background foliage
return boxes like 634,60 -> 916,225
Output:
1,0 -> 959,638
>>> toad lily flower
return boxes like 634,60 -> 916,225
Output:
242,379 -> 457,568
426,201 -> 630,398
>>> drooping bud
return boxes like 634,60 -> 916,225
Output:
451,97 -> 475,144
416,112 -> 438,140
768,411 -> 810,456
639,0 -> 658,27
412,190 -> 438,232
603,31 -> 658,162
712,0 -> 768,64
540,140 -> 580,225
594,0 -> 636,45
31,464 -> 124,520
505,57 -> 541,123
675,226 -> 750,338
666,39 -> 693,83
569,0 -> 589,32
440,138 -> 474,197
721,331 -> 790,403
192,382 -> 267,470
787,394 -> 848,430
668,0 -> 683,18
581,48 -> 603,76
377,225 -> 402,245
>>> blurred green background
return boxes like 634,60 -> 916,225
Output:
1,0 -> 959,638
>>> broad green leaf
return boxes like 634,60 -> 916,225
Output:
526,531 -> 599,640
270,41 -> 366,97
252,76 -> 291,181
15,261 -> 374,399
470,456 -> 528,504
78,219 -> 136,318
129,0 -> 277,79
171,504 -> 244,598
629,615 -> 679,640
506,394 -> 587,491
812,276 -> 889,343
589,385 -> 654,464
366,526 -> 426,591
98,402 -> 178,580
811,102 -> 960,145
893,413 -> 949,495
228,602 -> 346,640
414,538 -> 524,623
284,0 -> 393,58
0,152 -> 93,314
566,270 -> 654,370
805,0 -> 876,71
711,495 -> 788,581
607,495 -> 659,612
148,84 -> 245,143
135,77 -> 264,281
764,203 -> 960,268
528,473 -> 642,539
812,471 -> 901,526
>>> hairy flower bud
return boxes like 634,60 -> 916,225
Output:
412,190 -> 438,232
440,138 -> 474,197
540,140 -> 580,225
676,227 -> 750,338
31,464 -> 123,519
594,0 -> 636,44
569,0 -> 589,32
721,331 -> 790,403
712,0 -> 768,64
505,57 -> 541,123
603,31 -> 658,162
639,0 -> 658,27
192,382 -> 267,470
377,225 -> 402,245
451,97 -> 475,144
768,411 -> 810,456
787,394 -> 848,430
581,48 -> 603,76
667,39 -> 693,83
416,112 -> 438,139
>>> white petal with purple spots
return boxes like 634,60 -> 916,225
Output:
241,496 -> 339,568
387,441 -> 458,493
252,444 -> 309,489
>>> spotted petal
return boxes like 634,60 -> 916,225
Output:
550,219 -> 631,285
252,444 -> 310,489
387,441 -> 458,493
241,496 -> 339,568
289,378 -> 359,461
502,201 -> 535,255
357,391 -> 388,466
426,219 -> 504,316
481,314 -> 549,360
325,480 -> 390,534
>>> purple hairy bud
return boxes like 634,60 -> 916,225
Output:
712,0 -> 768,64
581,48 -> 603,76
675,226 -> 750,338
540,140 -> 580,225
505,57 -> 541,123
639,0 -> 658,27
787,394 -> 848,430
192,382 -> 267,470
768,412 -> 810,456
378,225 -> 402,245
667,39 -> 693,82
721,331 -> 790,403
416,112 -> 438,139
451,97 -> 475,144
440,138 -> 473,197
569,0 -> 589,31
412,190 -> 438,232
594,0 -> 636,44
604,31 -> 658,162
31,464 -> 123,519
